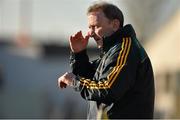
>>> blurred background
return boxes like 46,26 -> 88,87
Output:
0,0 -> 180,119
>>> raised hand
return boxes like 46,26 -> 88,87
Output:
69,31 -> 90,53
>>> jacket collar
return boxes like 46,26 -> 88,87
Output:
102,24 -> 136,53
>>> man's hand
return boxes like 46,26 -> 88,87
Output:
69,31 -> 90,53
58,72 -> 76,89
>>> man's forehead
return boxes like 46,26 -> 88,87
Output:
88,9 -> 105,16
88,10 -> 105,19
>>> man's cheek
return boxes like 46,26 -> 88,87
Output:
96,30 -> 103,37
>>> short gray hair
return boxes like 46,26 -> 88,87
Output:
87,1 -> 124,27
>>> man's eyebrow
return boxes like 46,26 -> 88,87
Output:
88,25 -> 95,28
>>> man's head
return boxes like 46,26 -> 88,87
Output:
87,2 -> 124,48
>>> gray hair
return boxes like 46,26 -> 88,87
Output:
87,1 -> 124,27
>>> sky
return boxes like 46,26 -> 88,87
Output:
1,0 -> 179,45
0,0 -> 123,45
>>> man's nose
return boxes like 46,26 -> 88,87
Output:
88,29 -> 95,37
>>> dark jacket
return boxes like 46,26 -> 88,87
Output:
70,24 -> 155,119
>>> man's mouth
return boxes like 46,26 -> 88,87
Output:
94,36 -> 102,42
95,38 -> 101,42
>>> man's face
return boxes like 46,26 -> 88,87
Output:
87,10 -> 115,48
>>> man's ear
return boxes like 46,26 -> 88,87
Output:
112,19 -> 120,31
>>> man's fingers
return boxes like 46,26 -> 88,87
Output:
70,31 -> 89,43
71,31 -> 83,40
60,82 -> 67,89
76,31 -> 82,37
70,36 -> 72,41
58,79 -> 67,89
58,75 -> 67,89
75,31 -> 84,41
58,72 -> 75,89
78,31 -> 83,38
84,34 -> 90,41
73,31 -> 81,38
73,31 -> 83,40
69,36 -> 72,45
81,33 -> 90,46
70,35 -> 76,42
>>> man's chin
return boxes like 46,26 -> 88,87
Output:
97,45 -> 102,48
94,37 -> 103,48
96,41 -> 103,48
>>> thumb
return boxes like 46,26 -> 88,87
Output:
84,32 -> 90,41
82,34 -> 89,46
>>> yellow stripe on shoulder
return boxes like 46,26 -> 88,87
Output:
79,37 -> 132,89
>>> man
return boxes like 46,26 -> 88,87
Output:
58,1 -> 155,119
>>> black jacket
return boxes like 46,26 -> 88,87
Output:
70,24 -> 155,119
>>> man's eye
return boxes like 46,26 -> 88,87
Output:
95,26 -> 99,29
89,26 -> 95,29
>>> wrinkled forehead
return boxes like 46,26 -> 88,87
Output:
87,11 -> 106,23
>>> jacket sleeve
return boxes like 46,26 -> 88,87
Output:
70,49 -> 100,79
72,37 -> 138,104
